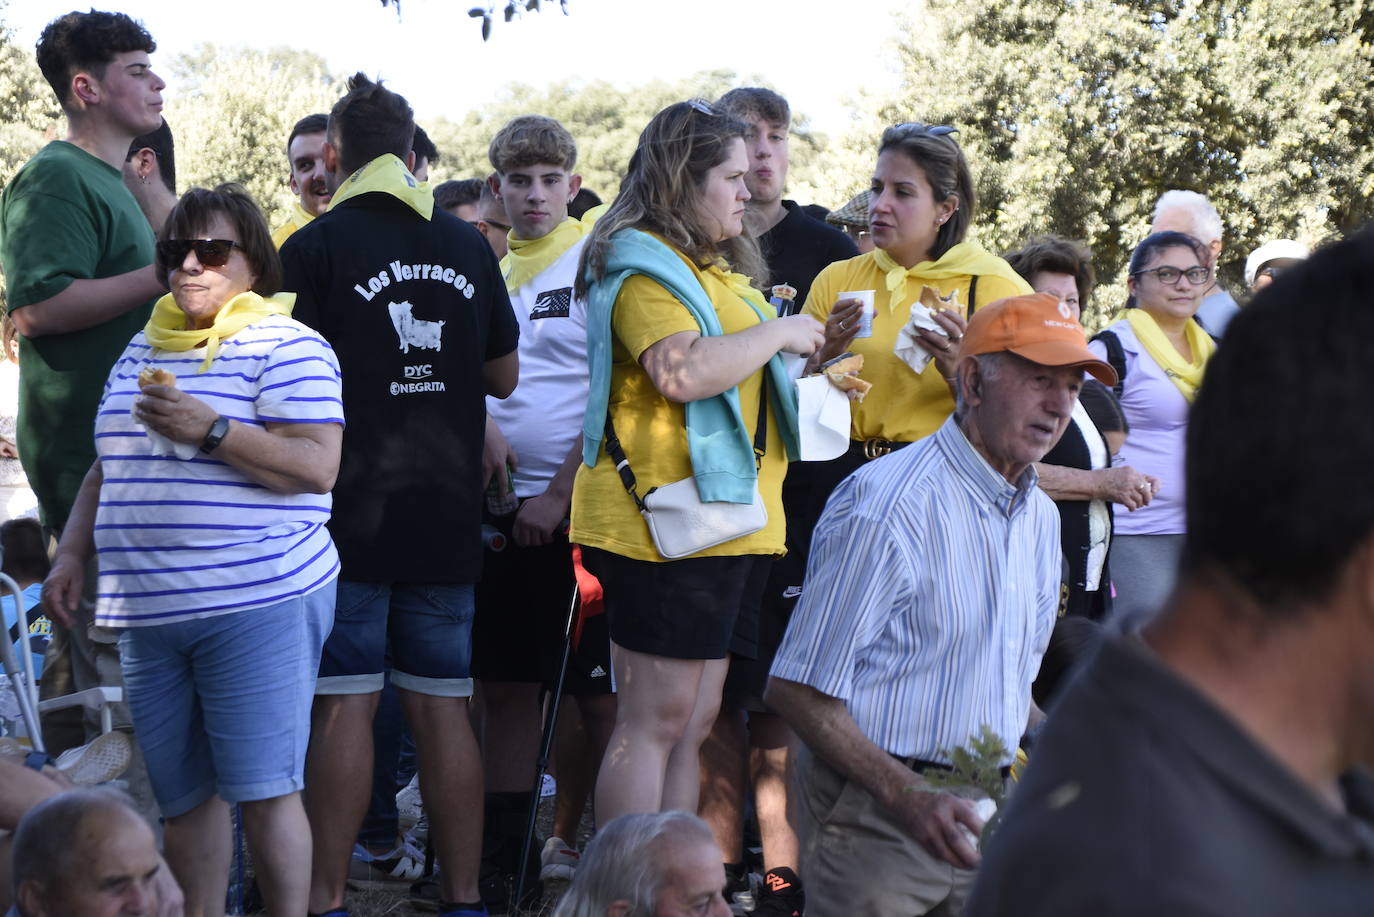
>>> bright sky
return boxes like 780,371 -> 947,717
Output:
8,0 -> 908,134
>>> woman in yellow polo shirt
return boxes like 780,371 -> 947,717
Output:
571,100 -> 824,823
803,123 -> 1031,515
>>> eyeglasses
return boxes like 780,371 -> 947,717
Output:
843,226 -> 870,241
1131,265 -> 1211,285
156,238 -> 243,268
686,98 -> 717,116
891,122 -> 959,139
476,218 -> 511,233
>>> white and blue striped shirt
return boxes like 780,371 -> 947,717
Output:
92,318 -> 344,628
771,416 -> 1060,764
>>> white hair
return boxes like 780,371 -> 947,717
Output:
552,811 -> 715,917
1153,189 -> 1223,244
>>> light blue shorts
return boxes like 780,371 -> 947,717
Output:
118,584 -> 336,817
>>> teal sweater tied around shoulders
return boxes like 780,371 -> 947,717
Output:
581,229 -> 800,504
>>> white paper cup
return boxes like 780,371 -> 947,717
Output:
839,290 -> 876,338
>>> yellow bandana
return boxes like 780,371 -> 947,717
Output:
1126,309 -> 1215,403
500,217 -> 591,293
327,154 -> 433,221
702,263 -> 770,315
145,290 -> 295,371
874,242 -> 1029,314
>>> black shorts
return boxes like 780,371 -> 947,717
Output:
472,515 -> 576,684
579,547 -> 771,661
562,605 -> 614,696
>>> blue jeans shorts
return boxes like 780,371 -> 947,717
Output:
117,583 -> 336,818
316,581 -> 476,698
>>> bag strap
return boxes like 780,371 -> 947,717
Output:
604,374 -> 770,508
967,275 -> 979,318
1091,329 -> 1127,398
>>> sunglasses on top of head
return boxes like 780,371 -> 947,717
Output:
156,239 -> 244,269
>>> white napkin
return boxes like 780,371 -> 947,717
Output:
131,405 -> 198,460
795,375 -> 851,461
893,299 -> 949,375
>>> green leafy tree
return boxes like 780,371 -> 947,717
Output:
0,5 -> 62,191
163,45 -> 344,227
423,70 -> 850,210
870,0 -> 1374,326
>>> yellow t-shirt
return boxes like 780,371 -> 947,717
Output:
804,250 -> 1030,442
271,202 -> 316,249
569,252 -> 787,563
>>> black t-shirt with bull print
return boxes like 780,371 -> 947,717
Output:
282,193 -> 519,583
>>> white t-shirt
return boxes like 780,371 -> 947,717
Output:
487,238 -> 590,497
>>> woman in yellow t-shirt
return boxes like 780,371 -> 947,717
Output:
802,123 -> 1031,518
571,101 -> 824,823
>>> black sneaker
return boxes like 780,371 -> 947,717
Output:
753,867 -> 804,917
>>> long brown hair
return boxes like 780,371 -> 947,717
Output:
877,123 -> 976,261
577,101 -> 765,299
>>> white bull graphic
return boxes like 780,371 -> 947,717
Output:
387,300 -> 444,353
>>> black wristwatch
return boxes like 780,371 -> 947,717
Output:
200,415 -> 230,454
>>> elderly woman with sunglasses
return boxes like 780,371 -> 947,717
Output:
1088,230 -> 1216,632
42,183 -> 343,917
801,123 -> 1031,523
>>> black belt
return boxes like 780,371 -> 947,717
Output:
849,438 -> 911,461
892,753 -> 1012,780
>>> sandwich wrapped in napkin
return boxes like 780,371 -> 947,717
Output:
133,366 -> 198,460
794,352 -> 872,461
820,352 -> 872,402
894,286 -> 961,375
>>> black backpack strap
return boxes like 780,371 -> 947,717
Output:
1090,329 -> 1127,398
967,275 -> 979,318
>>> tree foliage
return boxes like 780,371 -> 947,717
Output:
870,0 -> 1374,324
163,45 -> 344,228
0,8 -> 62,191
422,70 -> 845,210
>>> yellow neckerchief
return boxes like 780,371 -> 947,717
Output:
290,201 -> 316,229
874,241 -> 1028,313
1126,308 -> 1216,403
701,262 -> 770,315
145,290 -> 295,371
499,217 -> 591,293
327,154 -> 433,221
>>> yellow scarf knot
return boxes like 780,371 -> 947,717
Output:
328,154 -> 433,221
702,262 -> 769,315
144,290 -> 295,371
1125,309 -> 1215,403
874,242 -> 1031,313
500,217 -> 591,293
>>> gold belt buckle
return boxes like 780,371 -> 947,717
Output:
863,438 -> 891,460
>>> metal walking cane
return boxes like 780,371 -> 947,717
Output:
512,579 -> 581,910
0,570 -> 45,755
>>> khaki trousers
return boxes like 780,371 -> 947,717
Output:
795,745 -> 976,916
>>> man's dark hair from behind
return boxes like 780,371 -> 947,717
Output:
327,73 -> 415,176
125,118 -> 175,194
716,86 -> 791,128
36,10 -> 156,106
1183,229 -> 1374,612
1,517 -> 51,584
286,112 -> 329,156
412,125 -> 438,167
434,178 -> 483,213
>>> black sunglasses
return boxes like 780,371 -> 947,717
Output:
891,122 -> 959,139
475,218 -> 511,233
156,238 -> 243,269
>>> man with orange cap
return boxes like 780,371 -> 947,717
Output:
766,293 -> 1117,916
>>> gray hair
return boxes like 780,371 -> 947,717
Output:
1153,189 -> 1223,244
12,787 -> 143,892
953,352 -> 1008,420
552,811 -> 716,917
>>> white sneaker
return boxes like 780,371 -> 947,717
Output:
540,773 -> 557,798
539,836 -> 579,882
55,731 -> 132,786
396,773 -> 423,821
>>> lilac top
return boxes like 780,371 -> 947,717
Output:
1088,320 -> 1189,536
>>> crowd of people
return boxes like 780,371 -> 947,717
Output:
1,9 -> 1370,917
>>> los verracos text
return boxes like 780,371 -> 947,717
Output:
355,261 -> 477,301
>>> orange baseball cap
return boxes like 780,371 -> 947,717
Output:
958,293 -> 1118,386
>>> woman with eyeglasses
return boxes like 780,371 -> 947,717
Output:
572,100 -> 824,823
801,123 -> 1031,520
41,183 -> 343,916
1088,230 -> 1216,631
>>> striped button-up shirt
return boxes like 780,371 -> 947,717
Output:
771,416 -> 1059,764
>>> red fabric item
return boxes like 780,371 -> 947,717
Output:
570,544 -> 604,649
